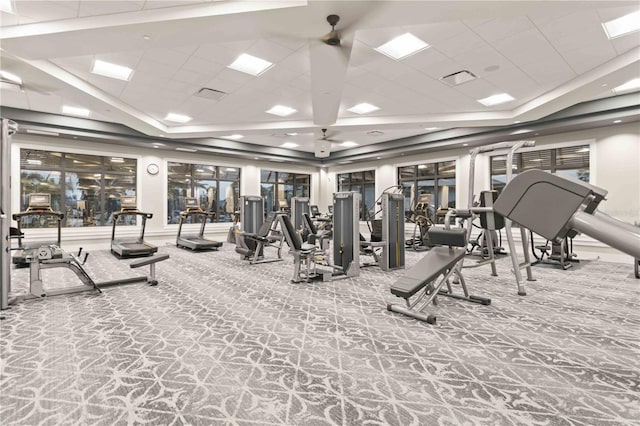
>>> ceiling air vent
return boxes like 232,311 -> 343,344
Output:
195,87 -> 227,101
366,130 -> 384,136
440,70 -> 477,87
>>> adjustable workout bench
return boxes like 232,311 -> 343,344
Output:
387,228 -> 491,324
235,211 -> 285,264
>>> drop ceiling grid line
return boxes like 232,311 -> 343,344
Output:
461,16 -> 540,110
530,13 -> 586,79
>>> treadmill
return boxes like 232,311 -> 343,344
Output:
111,196 -> 158,258
176,197 -> 223,251
12,193 -> 65,266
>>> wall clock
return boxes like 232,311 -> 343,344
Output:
147,163 -> 160,175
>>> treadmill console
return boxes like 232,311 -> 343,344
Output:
27,193 -> 52,210
184,197 -> 200,210
310,205 -> 320,217
120,196 -> 137,210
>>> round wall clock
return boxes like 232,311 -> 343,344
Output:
147,163 -> 160,175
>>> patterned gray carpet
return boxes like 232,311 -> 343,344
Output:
1,242 -> 638,425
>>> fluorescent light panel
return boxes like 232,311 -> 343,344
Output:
266,105 -> 297,117
340,141 -> 358,147
612,78 -> 640,94
280,142 -> 299,148
347,103 -> 380,114
165,113 -> 192,123
424,127 -> 439,131
62,105 -> 90,117
26,129 -> 59,137
0,0 -> 14,13
477,93 -> 515,107
227,53 -> 273,76
26,159 -> 42,165
176,147 -> 197,152
0,70 -> 21,84
224,134 -> 244,140
602,11 -> 640,39
91,59 -> 133,81
375,33 -> 429,60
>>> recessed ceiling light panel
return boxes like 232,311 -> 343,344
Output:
612,78 -> 640,94
165,113 -> 192,123
477,93 -> 515,107
602,10 -> 640,39
0,70 -> 22,85
62,105 -> 91,117
266,105 -> 297,117
347,103 -> 380,114
280,142 -> 299,148
340,141 -> 358,147
424,127 -> 439,131
91,59 -> 133,81
375,33 -> 429,60
224,134 -> 244,140
0,0 -> 15,13
228,53 -> 273,76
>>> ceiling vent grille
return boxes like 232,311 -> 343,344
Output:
440,70 -> 477,86
195,87 -> 227,101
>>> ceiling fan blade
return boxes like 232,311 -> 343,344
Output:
309,33 -> 354,127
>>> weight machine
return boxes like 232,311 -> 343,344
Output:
234,195 -> 284,264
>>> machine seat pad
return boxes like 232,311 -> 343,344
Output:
427,228 -> 467,247
235,247 -> 252,256
130,254 -> 170,268
390,247 -> 466,299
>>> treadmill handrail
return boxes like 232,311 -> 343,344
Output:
177,209 -> 215,242
111,210 -> 153,243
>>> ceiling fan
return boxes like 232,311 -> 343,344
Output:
314,128 -> 343,158
321,14 -> 343,47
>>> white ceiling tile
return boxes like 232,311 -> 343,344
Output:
595,5 -> 640,22
201,77 -> 244,94
142,48 -> 191,67
521,58 -> 576,86
430,29 -> 488,59
451,45 -> 511,76
493,28 -> 558,68
142,1 -> 206,10
404,21 -> 471,46
26,90 -> 63,112
170,68 -> 211,87
78,1 -> 144,17
1,11 -> 19,25
193,41 -> 255,65
561,42 -> 618,74
452,78 -> 501,99
180,55 -> 224,75
471,15 -> 535,43
404,48 -> 465,80
247,39 -> 295,64
611,33 -> 640,55
14,1 -> 78,22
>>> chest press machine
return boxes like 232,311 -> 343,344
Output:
388,169 -> 640,324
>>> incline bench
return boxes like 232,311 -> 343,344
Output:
387,228 -> 490,324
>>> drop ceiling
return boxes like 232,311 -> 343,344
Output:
1,0 -> 639,159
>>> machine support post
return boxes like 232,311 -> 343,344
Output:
569,211 -> 640,259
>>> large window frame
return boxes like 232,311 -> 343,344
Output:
19,148 -> 137,228
260,170 -> 310,213
397,160 -> 456,223
490,144 -> 591,193
167,161 -> 240,224
337,170 -> 376,220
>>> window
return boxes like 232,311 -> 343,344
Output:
19,149 -> 136,227
337,170 -> 376,220
260,170 -> 310,213
167,162 -> 240,224
490,145 -> 590,193
397,161 -> 456,223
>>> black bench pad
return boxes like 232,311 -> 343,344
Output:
390,247 -> 466,299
